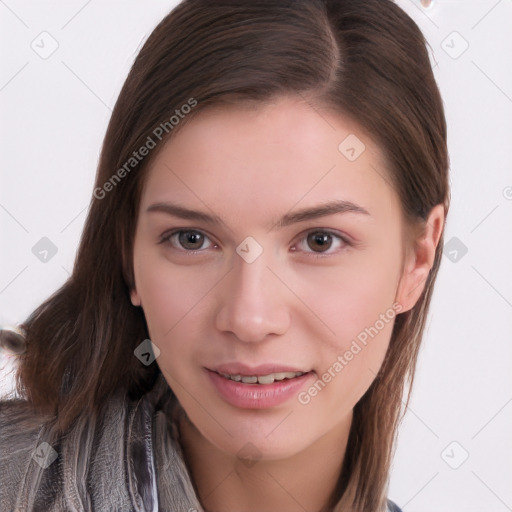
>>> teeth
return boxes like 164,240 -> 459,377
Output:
219,371 -> 305,384
257,374 -> 275,384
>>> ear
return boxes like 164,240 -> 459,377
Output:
130,288 -> 141,307
395,204 -> 445,313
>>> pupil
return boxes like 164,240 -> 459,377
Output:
308,232 -> 332,252
179,231 -> 203,249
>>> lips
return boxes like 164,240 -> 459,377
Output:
206,367 -> 314,409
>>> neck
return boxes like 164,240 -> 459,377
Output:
178,410 -> 353,512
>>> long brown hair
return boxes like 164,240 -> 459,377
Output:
14,1 -> 449,510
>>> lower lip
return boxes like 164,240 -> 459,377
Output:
206,369 -> 314,409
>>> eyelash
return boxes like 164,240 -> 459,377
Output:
158,228 -> 353,258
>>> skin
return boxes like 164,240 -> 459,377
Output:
130,95 -> 444,512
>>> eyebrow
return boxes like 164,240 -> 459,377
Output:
146,199 -> 370,230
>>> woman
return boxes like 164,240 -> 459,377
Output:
0,0 -> 449,510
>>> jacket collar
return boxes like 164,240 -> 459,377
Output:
129,372 -> 204,511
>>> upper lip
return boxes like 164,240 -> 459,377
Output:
208,363 -> 310,376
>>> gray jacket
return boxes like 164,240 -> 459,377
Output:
0,374 -> 402,512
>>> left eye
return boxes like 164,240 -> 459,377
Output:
294,231 -> 349,254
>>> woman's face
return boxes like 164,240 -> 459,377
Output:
131,95 -> 413,460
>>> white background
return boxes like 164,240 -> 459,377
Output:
1,1 -> 511,511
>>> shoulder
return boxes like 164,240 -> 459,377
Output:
0,375 -> 173,510
0,398 -> 51,455
0,391 -> 142,510
0,399 -> 54,510
387,499 -> 403,512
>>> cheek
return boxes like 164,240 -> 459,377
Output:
294,244 -> 402,344
132,243 -> 214,342
296,267 -> 399,414
290,244 -> 401,404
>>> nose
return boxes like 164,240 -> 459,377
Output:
214,250 -> 291,343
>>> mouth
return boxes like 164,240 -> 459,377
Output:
213,370 -> 307,385
205,366 -> 314,409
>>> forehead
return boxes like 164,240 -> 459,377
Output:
139,95 -> 399,225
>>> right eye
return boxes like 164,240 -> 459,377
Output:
160,229 -> 216,252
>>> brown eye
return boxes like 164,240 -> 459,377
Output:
160,229 -> 216,253
292,229 -> 350,256
306,232 -> 334,252
178,230 -> 206,250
